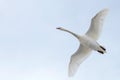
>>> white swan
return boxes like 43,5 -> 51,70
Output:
56,9 -> 109,77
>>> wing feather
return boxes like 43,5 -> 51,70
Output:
86,9 -> 109,40
68,44 -> 92,77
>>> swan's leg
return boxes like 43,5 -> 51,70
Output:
97,50 -> 104,54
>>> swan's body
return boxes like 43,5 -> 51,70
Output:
56,9 -> 108,77
78,35 -> 106,53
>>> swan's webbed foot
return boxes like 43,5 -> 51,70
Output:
97,50 -> 104,54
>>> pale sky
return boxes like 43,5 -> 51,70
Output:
0,0 -> 120,80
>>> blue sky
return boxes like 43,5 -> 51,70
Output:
0,0 -> 120,80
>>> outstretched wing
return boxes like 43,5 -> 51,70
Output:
86,9 -> 109,40
68,44 -> 92,77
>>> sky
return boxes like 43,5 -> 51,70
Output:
0,0 -> 120,80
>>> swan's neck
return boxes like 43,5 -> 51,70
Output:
60,28 -> 80,39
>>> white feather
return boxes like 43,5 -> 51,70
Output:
86,9 -> 109,40
69,44 -> 91,77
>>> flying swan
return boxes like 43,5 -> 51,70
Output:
56,9 -> 109,77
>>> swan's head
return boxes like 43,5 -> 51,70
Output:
56,27 -> 67,31
56,27 -> 65,31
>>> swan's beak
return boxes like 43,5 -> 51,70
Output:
56,27 -> 66,31
56,27 -> 61,29
56,27 -> 63,30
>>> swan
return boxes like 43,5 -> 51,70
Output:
56,9 -> 109,77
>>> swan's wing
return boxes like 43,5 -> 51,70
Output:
86,9 -> 109,40
68,44 -> 92,77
